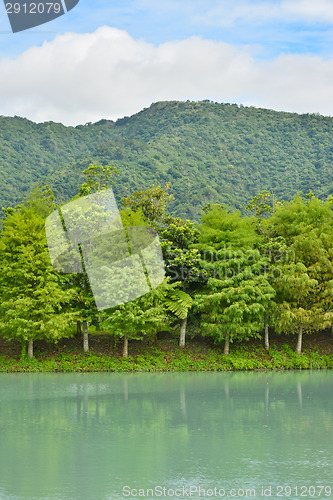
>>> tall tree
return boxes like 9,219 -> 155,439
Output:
122,184 -> 200,347
78,164 -> 119,196
0,188 -> 74,358
269,194 -> 333,352
194,205 -> 275,354
161,218 -> 200,347
62,164 -> 119,352
122,183 -> 174,229
101,279 -> 172,357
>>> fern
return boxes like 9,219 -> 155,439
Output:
165,289 -> 193,319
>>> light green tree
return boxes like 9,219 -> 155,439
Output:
122,183 -> 174,229
194,205 -> 275,354
161,218 -> 200,347
78,164 -> 119,196
0,190 -> 75,358
270,194 -> 333,353
101,279 -> 172,357
62,164 -> 120,352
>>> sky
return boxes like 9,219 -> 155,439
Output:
0,0 -> 333,125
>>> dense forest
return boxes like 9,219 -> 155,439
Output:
0,163 -> 332,367
1,100 -> 333,220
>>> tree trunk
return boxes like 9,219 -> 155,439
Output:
179,316 -> 187,348
224,333 -> 230,355
296,325 -> 303,354
82,320 -> 89,352
77,320 -> 82,337
27,340 -> 34,358
123,334 -> 128,358
264,323 -> 269,350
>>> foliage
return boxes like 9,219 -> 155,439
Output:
269,195 -> 333,352
121,183 -> 174,228
2,101 -> 333,220
194,205 -> 276,352
0,193 -> 75,357
164,289 -> 193,320
78,164 -> 119,196
1,155 -> 333,363
101,280 -> 173,356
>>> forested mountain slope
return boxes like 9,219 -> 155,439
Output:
1,100 -> 332,218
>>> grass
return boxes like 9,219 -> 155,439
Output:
0,341 -> 332,373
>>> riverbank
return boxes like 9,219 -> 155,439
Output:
0,330 -> 332,372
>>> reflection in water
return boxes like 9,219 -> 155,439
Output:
0,372 -> 332,500
297,380 -> 303,409
180,385 -> 187,419
224,380 -> 230,400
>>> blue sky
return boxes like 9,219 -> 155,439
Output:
0,0 -> 333,124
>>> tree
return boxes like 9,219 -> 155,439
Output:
246,190 -> 287,349
194,205 -> 275,354
122,184 -> 200,347
269,194 -> 333,352
164,288 -> 193,347
246,190 -> 282,218
273,262 -> 331,354
0,189 -> 74,358
122,184 -> 174,229
195,277 -> 275,355
78,164 -> 119,196
62,164 -> 120,352
161,218 -> 200,347
101,280 -> 172,357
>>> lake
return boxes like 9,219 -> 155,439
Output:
0,372 -> 332,500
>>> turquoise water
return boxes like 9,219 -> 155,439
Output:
0,372 -> 332,500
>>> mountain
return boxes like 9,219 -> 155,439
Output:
1,100 -> 333,219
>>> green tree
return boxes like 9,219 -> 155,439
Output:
78,164 -> 119,196
164,288 -> 193,347
161,218 -> 200,347
194,205 -> 275,354
64,164 -> 120,352
246,190 -> 282,218
269,194 -> 333,352
122,184 -> 199,347
101,280 -> 172,357
122,184 -> 174,229
0,191 -> 74,358
273,262 -> 331,354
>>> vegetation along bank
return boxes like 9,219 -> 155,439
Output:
1,162 -> 333,371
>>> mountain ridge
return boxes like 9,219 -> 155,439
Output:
1,100 -> 332,219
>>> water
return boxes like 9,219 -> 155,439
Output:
0,372 -> 332,500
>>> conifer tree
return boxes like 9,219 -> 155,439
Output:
194,205 -> 275,354
0,188 -> 74,358
270,194 -> 333,353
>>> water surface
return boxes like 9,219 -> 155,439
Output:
0,372 -> 332,499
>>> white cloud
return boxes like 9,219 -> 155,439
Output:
282,0 -> 333,22
0,26 -> 332,125
198,0 -> 333,27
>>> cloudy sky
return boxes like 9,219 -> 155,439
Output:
0,0 -> 333,125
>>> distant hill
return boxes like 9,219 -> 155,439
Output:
1,100 -> 333,219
